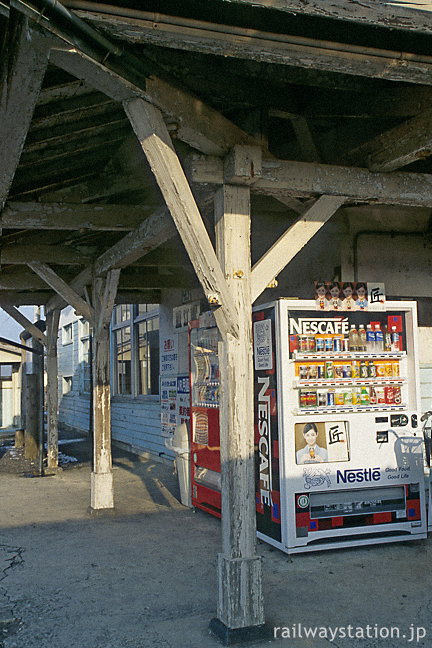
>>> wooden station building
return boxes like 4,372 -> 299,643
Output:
2,0 -> 432,641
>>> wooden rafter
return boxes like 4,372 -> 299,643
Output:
251,195 -> 346,302
49,46 -> 257,156
190,155 -> 432,207
0,17 -> 50,209
345,108 -> 432,172
1,202 -> 156,230
124,97 -> 239,339
1,305 -> 47,346
71,8 -> 432,86
28,262 -> 94,322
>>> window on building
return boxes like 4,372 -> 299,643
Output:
63,376 -> 72,394
62,323 -> 73,345
112,304 -> 159,397
79,319 -> 91,394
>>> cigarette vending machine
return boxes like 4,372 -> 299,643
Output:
189,314 -> 221,517
253,299 -> 427,553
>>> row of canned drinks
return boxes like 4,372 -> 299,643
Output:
299,385 -> 402,408
298,359 -> 400,380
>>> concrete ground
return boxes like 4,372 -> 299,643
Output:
0,435 -> 431,648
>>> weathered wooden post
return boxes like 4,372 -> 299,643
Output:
90,271 -> 119,511
24,373 -> 40,461
46,309 -> 60,469
210,181 -> 265,643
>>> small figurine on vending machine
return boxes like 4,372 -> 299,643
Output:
296,422 -> 328,464
354,282 -> 369,311
341,282 -> 356,311
315,281 -> 328,310
326,282 -> 343,311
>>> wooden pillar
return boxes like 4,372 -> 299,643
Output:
90,271 -> 119,510
24,373 -> 40,460
212,184 -> 265,636
46,309 -> 60,469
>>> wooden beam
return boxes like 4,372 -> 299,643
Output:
1,244 -> 92,265
49,46 -> 256,156
1,305 -> 47,346
227,0 -> 432,34
72,8 -> 432,86
345,108 -> 432,172
251,195 -> 346,302
96,269 -> 120,335
124,97 -> 239,338
0,17 -> 50,209
94,206 -> 175,275
2,202 -> 155,230
45,267 -> 91,312
28,262 -> 94,322
190,155 -> 432,207
0,292 -> 52,306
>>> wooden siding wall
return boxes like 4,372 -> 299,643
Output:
420,365 -> 432,416
57,319 -> 170,459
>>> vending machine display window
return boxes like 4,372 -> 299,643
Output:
189,318 -> 222,517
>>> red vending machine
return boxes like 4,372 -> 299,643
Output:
189,313 -> 221,517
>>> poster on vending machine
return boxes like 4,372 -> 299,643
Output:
295,421 -> 349,464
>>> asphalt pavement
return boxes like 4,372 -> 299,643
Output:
0,434 -> 431,648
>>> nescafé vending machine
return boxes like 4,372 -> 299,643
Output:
253,298 -> 427,553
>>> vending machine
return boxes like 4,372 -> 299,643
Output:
189,313 -> 221,517
253,299 -> 427,553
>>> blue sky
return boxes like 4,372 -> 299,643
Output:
0,307 -> 36,342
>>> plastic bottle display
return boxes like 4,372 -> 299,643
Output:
391,326 -> 400,352
358,325 -> 367,352
348,325 -> 358,351
366,324 -> 375,353
383,324 -> 392,352
374,324 -> 383,352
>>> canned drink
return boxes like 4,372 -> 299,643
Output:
315,337 -> 325,353
333,336 -> 341,352
343,389 -> 353,406
376,387 -> 385,404
335,389 -> 345,406
352,361 -> 360,378
385,362 -> 393,377
317,364 -> 325,379
392,362 -> 400,377
299,365 -> 308,380
342,364 -> 352,378
298,335 -> 307,353
384,386 -> 394,404
306,336 -> 315,352
334,364 -> 344,379
307,390 -> 317,407
341,338 -> 349,352
393,386 -> 402,405
376,362 -> 386,378
299,390 -> 308,408
327,389 -> 335,406
324,337 -> 333,352
308,364 -> 318,379
317,389 -> 327,407
325,361 -> 334,379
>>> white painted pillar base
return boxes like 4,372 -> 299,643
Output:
91,471 -> 114,510
217,555 -> 264,629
